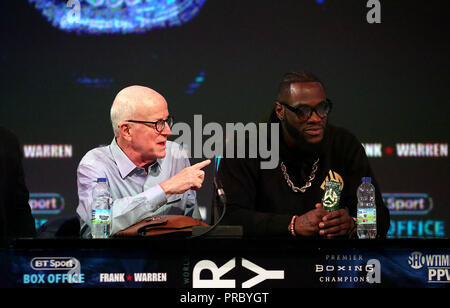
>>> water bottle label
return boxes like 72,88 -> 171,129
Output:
357,208 -> 376,225
92,209 -> 111,225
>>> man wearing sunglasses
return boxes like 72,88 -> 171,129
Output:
76,85 -> 210,237
218,71 -> 390,239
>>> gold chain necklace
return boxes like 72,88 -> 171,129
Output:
280,158 -> 319,193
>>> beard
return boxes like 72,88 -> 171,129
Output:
281,117 -> 327,158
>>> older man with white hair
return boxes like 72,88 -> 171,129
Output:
76,85 -> 210,237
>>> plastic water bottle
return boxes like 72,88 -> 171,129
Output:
356,177 -> 377,239
91,178 -> 111,238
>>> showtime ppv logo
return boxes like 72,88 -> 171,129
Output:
408,251 -> 450,283
362,143 -> 447,158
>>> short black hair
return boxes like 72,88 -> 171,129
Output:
277,71 -> 323,100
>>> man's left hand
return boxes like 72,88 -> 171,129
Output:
318,209 -> 354,238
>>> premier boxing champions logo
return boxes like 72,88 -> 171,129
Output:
315,254 -> 381,284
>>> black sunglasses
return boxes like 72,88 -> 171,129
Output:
126,116 -> 174,133
278,99 -> 332,121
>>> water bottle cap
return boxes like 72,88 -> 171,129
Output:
97,178 -> 107,183
362,177 -> 372,183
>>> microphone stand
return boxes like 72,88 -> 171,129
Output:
190,177 -> 228,238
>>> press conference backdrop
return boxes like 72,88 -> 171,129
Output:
1,0 -> 448,238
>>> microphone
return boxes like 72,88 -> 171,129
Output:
214,177 -> 227,209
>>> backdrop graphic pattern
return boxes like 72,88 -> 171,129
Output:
1,0 -> 448,238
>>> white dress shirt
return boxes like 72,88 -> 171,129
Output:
76,138 -> 201,237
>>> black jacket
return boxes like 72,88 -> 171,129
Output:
0,127 -> 36,247
217,122 -> 390,238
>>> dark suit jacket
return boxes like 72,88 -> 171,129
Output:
0,127 -> 36,246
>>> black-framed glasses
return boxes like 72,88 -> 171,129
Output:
278,99 -> 332,121
126,116 -> 174,133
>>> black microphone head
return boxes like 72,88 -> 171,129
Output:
213,176 -> 226,204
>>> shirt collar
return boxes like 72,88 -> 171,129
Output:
110,138 -> 162,178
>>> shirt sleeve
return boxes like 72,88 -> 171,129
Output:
76,162 -> 167,237
183,188 -> 201,220
180,156 -> 201,220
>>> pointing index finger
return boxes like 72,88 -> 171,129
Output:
192,159 -> 211,170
